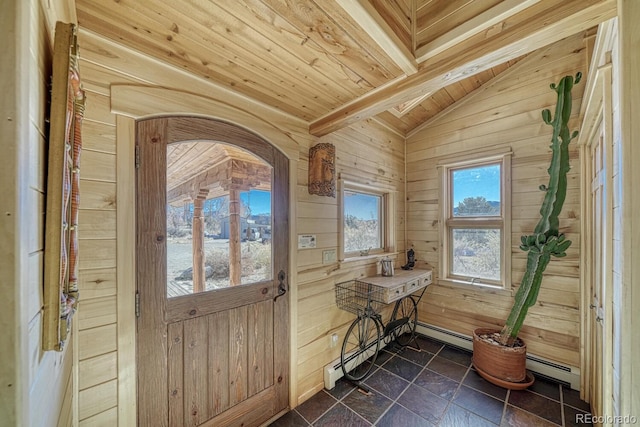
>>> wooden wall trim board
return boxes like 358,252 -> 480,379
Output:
288,157 -> 299,408
618,0 -> 640,417
110,85 -> 300,161
579,20 -> 617,122
578,22 -> 617,147
116,115 -> 137,426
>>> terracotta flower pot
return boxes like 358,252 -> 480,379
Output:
472,327 -> 527,383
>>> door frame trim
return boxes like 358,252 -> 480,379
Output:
113,86 -> 300,424
578,20 -> 615,416
116,114 -> 138,427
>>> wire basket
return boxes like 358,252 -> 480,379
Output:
335,280 -> 385,316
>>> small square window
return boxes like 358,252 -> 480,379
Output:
339,180 -> 395,260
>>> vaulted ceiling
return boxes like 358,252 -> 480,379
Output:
75,0 -> 615,136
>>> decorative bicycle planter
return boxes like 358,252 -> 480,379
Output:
334,269 -> 431,382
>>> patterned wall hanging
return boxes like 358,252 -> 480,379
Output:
308,143 -> 336,197
43,22 -> 85,351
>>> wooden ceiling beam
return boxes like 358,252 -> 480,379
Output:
309,0 -> 616,137
335,0 -> 417,75
414,0 -> 541,63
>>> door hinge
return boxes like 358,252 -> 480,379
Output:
135,291 -> 140,318
135,145 -> 140,169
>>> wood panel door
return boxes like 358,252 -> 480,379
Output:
587,115 -> 612,421
136,117 -> 289,427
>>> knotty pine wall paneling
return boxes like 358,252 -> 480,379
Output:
74,27 -> 406,422
406,33 -> 588,368
295,119 -> 406,400
1,0 -> 77,426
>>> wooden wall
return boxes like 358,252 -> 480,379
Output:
612,1 -> 640,417
295,120 -> 406,400
73,28 -> 405,422
406,32 -> 588,368
0,0 -> 76,426
72,28 -> 120,427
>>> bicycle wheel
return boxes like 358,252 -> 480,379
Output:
340,315 -> 381,382
390,296 -> 418,347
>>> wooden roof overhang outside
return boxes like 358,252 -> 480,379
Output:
167,141 -> 271,206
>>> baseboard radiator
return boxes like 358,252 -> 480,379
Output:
323,322 -> 581,390
323,335 -> 395,390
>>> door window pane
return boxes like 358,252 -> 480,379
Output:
451,228 -> 501,281
166,141 -> 272,298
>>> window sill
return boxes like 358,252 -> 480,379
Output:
436,277 -> 514,297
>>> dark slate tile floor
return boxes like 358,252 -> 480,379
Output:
270,335 -> 593,427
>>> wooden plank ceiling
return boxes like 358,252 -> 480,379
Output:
76,0 -> 615,136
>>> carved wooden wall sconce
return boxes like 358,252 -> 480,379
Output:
308,143 -> 336,197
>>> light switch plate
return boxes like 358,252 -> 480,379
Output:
298,234 -> 316,249
323,249 -> 337,264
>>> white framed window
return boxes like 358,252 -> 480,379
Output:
338,179 -> 395,260
439,152 -> 511,288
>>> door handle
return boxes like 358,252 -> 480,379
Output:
274,270 -> 287,302
596,316 -> 603,324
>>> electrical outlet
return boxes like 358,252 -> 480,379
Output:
330,333 -> 339,348
323,249 -> 337,264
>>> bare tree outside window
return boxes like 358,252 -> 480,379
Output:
203,197 -> 229,236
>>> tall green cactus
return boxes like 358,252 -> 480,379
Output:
498,72 -> 582,346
